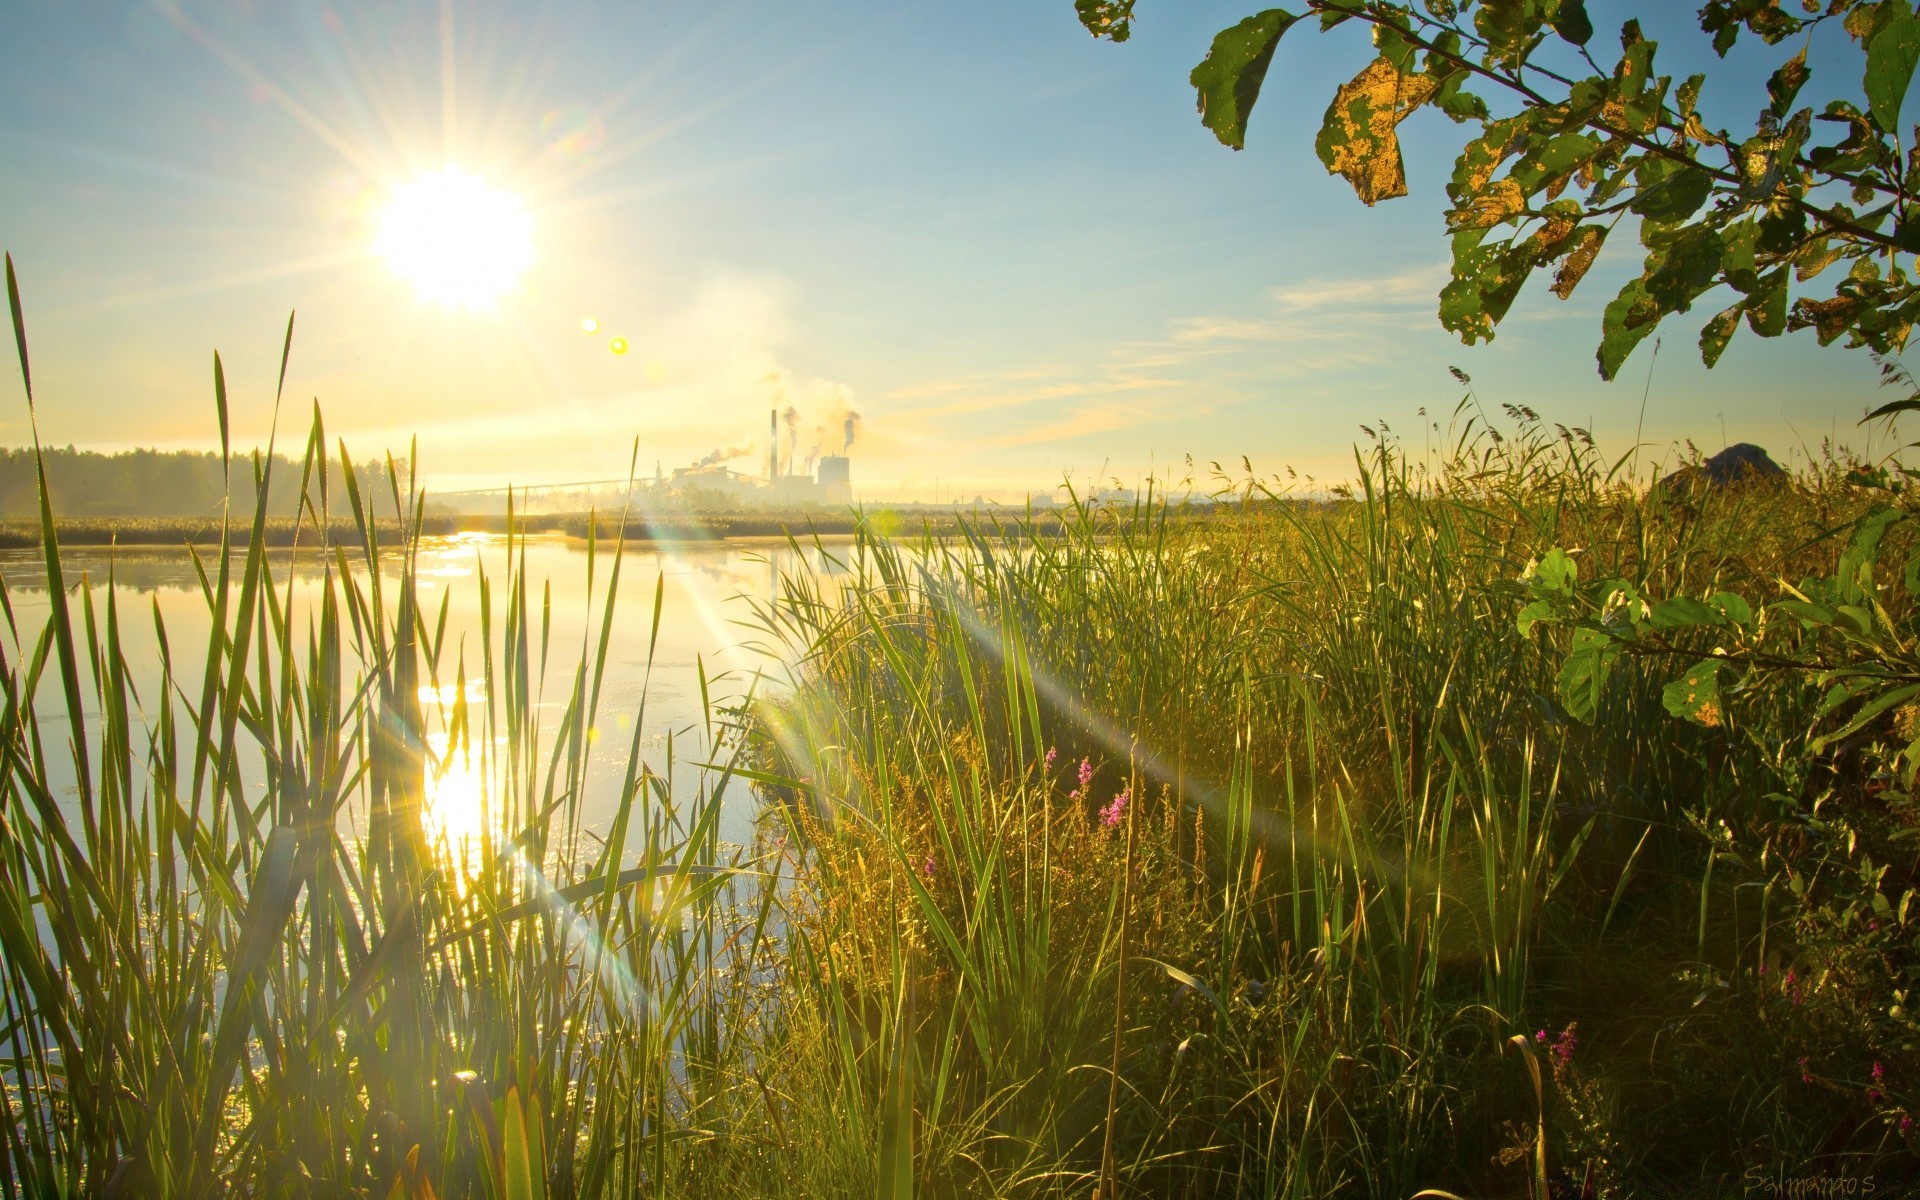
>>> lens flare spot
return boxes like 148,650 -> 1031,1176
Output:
582,317 -> 600,334
540,104 -> 606,160
609,337 -> 630,355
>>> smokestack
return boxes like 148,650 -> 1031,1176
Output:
770,409 -> 778,482
843,415 -> 855,453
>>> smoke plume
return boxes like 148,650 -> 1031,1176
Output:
691,443 -> 753,469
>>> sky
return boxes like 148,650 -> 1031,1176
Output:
0,0 -> 1909,499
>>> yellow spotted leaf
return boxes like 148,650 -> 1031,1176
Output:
1316,57 -> 1439,206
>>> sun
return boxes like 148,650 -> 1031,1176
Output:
375,168 -> 533,308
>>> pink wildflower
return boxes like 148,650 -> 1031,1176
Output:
1100,784 -> 1131,830
920,854 -> 936,881
1800,1057 -> 1815,1085
1535,1030 -> 1549,1045
1044,746 -> 1058,771
1551,1025 -> 1577,1069
1902,1115 -> 1913,1132
1869,1088 -> 1884,1104
1078,758 -> 1094,789
1875,1061 -> 1888,1083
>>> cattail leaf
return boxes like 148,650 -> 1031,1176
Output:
5,254 -> 30,409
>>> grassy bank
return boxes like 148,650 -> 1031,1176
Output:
738,417 -> 1920,1197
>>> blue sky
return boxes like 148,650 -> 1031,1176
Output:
0,0 -> 1905,497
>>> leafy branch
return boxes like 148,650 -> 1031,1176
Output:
1078,0 -> 1920,379
1518,505 -> 1920,774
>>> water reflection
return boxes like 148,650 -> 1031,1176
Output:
0,533 -> 851,855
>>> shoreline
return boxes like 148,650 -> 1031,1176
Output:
0,510 -> 1085,549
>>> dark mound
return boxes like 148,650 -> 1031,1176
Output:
1657,443 -> 1786,495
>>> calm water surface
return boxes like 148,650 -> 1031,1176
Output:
0,534 -> 845,854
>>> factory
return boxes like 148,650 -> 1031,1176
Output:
663,408 -> 855,507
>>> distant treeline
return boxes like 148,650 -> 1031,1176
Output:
0,447 -> 404,519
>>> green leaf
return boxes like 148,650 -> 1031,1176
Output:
1557,627 -> 1620,724
1864,0 -> 1920,133
1865,395 -> 1920,421
1812,681 -> 1920,753
1747,267 -> 1789,337
1700,303 -> 1742,368
1550,0 -> 1593,47
1641,222 -> 1726,316
1650,595 -> 1720,629
877,984 -> 916,1200
1532,547 -> 1578,591
1630,161 -> 1714,224
1767,48 -> 1810,118
1838,505 -> 1907,602
1190,10 -> 1304,150
1476,0 -> 1544,68
503,1087 -> 538,1200
1074,0 -> 1136,42
1599,278 -> 1658,379
1662,659 -> 1725,725
1709,591 -> 1754,626
1517,599 -> 1557,635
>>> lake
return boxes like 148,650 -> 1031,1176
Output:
0,533 -> 847,857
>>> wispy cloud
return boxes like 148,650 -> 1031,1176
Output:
1269,261 -> 1448,312
878,262 -> 1456,455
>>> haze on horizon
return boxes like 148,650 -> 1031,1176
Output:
1,0 -> 1904,503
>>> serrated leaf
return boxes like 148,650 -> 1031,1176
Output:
1663,659 -> 1725,725
1191,10 -> 1304,150
1316,56 -> 1440,205
1864,0 -> 1920,133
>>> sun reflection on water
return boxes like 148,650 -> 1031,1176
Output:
419,679 -> 492,886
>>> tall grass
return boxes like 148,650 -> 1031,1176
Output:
0,262 -> 774,1198
4,250 -> 1917,1198
741,412 -> 1920,1196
